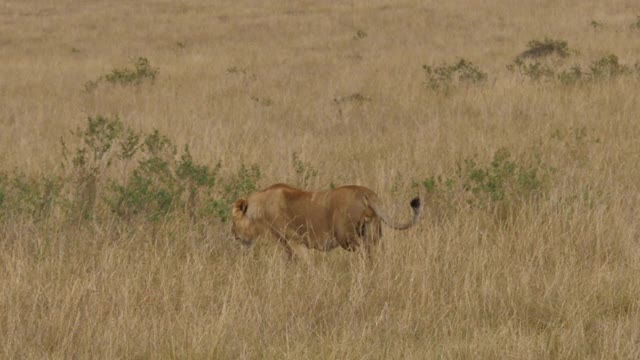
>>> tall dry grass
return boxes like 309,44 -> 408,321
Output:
1,0 -> 640,358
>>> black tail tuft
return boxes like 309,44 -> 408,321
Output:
410,197 -> 421,209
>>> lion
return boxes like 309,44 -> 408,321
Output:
231,183 -> 421,260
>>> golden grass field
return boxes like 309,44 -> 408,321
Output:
2,0 -> 640,358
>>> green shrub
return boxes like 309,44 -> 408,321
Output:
61,115 -> 124,219
177,145 -> 221,221
106,130 -> 223,223
85,57 -> 158,91
461,148 -> 551,206
508,38 -> 571,82
557,65 -> 584,85
333,93 -> 371,105
59,116 -> 228,224
517,38 -> 570,59
0,174 -> 5,208
559,55 -> 634,85
7,115 -> 263,225
0,171 -> 62,220
588,54 -> 632,80
353,30 -> 367,40
507,58 -> 556,82
422,148 -> 552,212
107,131 -> 179,222
423,58 -> 487,92
204,164 -> 261,222
104,57 -> 158,85
510,49 -> 636,85
292,152 -> 318,188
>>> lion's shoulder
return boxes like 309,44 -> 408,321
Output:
332,185 -> 376,197
334,185 -> 370,191
262,183 -> 299,192
253,183 -> 310,206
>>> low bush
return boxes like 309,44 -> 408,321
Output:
423,58 -> 487,92
85,57 -> 158,91
0,115 -> 263,226
420,148 -> 554,218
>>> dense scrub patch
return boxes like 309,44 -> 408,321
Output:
506,39 -> 639,85
2,116 -> 260,225
85,57 -> 158,91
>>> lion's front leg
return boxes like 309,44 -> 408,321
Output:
271,226 -> 311,264
285,241 -> 311,264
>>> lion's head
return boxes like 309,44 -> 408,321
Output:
231,198 -> 267,246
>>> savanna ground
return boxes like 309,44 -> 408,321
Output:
2,0 -> 640,358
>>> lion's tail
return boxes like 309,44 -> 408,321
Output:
367,195 -> 422,230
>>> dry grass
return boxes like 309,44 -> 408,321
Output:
2,0 -> 640,358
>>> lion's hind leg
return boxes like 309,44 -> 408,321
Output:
340,216 -> 382,262
362,218 -> 383,261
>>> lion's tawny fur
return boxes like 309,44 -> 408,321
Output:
231,183 -> 421,259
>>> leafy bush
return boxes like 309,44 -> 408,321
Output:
333,93 -> 371,105
85,57 -> 158,91
508,38 -> 570,82
204,164 -> 261,222
0,174 -> 5,208
104,57 -> 158,85
177,146 -> 221,221
460,148 -> 549,205
557,65 -> 584,85
58,115 -> 256,224
517,38 -> 570,59
507,58 -> 556,82
2,116 -> 264,226
353,30 -> 367,40
0,171 -> 62,220
421,148 -> 553,212
250,96 -> 273,107
292,152 -> 318,188
106,129 -> 228,223
226,67 -> 257,82
423,58 -> 487,92
588,54 -> 632,80
62,115 -> 124,219
559,55 -> 635,85
107,130 -> 180,222
509,46 -> 637,85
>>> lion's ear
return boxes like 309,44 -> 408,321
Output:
233,198 -> 248,215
